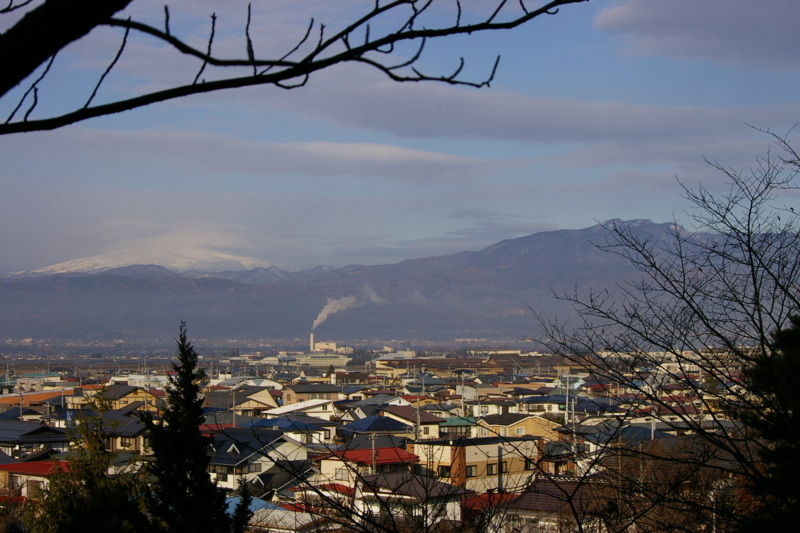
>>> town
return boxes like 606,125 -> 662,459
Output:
0,333 -> 746,532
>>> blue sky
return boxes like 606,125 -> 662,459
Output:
2,0 -> 800,273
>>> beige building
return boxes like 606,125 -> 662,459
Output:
294,353 -> 352,368
476,413 -> 560,441
410,436 -> 541,493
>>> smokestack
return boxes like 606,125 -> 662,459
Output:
310,333 -> 315,353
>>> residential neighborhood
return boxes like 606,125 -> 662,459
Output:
0,346 -> 747,532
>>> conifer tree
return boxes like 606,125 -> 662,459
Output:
140,322 -> 231,533
231,479 -> 254,533
738,316 -> 800,530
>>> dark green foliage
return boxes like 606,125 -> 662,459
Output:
0,499 -> 24,533
140,322 -> 231,533
738,315 -> 800,530
231,480 -> 254,533
23,411 -> 148,533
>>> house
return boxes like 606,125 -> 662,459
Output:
315,447 -> 419,488
439,416 -> 479,438
0,460 -> 68,498
97,385 -> 160,412
421,402 -> 464,419
282,384 -> 342,406
249,502 -> 333,533
98,404 -> 151,454
381,405 -> 446,440
338,415 -> 414,440
250,415 -> 336,445
262,399 -> 335,421
476,413 -> 560,441
410,435 -> 541,493
205,386 -> 279,417
208,428 -> 308,491
0,420 -> 69,459
353,473 -> 472,528
466,400 -> 517,417
503,478 -> 608,533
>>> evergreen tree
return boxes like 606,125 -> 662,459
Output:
738,315 -> 800,530
140,322 -> 231,533
231,479 -> 254,533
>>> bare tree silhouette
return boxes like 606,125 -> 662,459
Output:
1,0 -> 587,135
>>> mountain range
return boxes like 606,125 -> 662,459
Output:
0,220 -> 675,343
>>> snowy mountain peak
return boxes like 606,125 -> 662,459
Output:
12,247 -> 273,277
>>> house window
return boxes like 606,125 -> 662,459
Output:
525,459 -> 536,471
487,463 -> 496,476
479,427 -> 488,437
335,468 -> 349,481
423,426 -> 430,435
324,430 -> 331,440
249,463 -> 262,473
217,473 -> 228,482
501,428 -> 508,437
321,403 -> 328,410
120,437 -> 131,448
437,465 -> 451,478
501,461 -> 508,473
515,427 -> 525,435
480,406 -> 489,415
465,465 -> 477,478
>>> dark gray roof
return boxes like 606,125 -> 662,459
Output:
0,420 -> 68,445
285,384 -> 342,394
508,478 -> 605,514
100,409 -> 148,437
481,413 -> 538,426
99,384 -> 139,400
209,428 -> 285,466
0,407 -> 42,420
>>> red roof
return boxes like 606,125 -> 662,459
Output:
199,423 -> 235,434
279,502 -> 312,512
0,461 -> 68,476
464,492 -> 517,511
317,483 -> 355,496
323,447 -> 419,466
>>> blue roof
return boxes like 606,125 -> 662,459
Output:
225,496 -> 280,515
339,415 -> 412,435
247,418 -> 322,432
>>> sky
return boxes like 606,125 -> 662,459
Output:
2,0 -> 800,274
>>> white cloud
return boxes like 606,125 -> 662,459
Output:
1,127 -> 513,184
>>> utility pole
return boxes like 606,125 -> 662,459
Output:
370,432 -> 377,475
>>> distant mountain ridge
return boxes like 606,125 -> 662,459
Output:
0,220 -> 682,341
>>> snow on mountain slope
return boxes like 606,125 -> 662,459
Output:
15,247 -> 273,276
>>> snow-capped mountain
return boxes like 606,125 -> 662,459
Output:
10,247 -> 273,276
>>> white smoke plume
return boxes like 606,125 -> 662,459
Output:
312,295 -> 362,330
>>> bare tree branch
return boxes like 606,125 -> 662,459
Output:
0,0 -> 588,135
0,0 -> 133,97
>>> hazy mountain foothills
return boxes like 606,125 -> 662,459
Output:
0,220 -> 673,341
